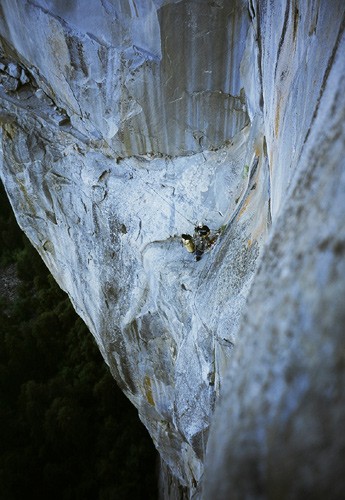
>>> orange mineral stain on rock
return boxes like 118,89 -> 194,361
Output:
238,188 -> 256,219
251,218 -> 268,243
275,98 -> 281,138
144,375 -> 155,406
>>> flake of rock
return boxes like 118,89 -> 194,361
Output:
6,62 -> 20,78
0,74 -> 19,91
35,88 -> 53,105
19,69 -> 29,85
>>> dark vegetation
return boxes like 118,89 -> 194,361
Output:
0,181 -> 157,499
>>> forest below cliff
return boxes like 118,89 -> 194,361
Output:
0,181 -> 157,499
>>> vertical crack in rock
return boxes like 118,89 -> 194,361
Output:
302,9 -> 345,148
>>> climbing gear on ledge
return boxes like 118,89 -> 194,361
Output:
181,234 -> 195,253
181,223 -> 219,261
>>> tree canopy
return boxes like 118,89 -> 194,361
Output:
0,181 -> 157,500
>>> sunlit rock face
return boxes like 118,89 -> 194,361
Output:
0,0 -> 248,156
0,0 -> 344,498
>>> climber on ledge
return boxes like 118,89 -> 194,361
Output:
181,223 -> 215,261
195,222 -> 210,238
193,223 -> 210,261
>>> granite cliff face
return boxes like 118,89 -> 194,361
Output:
0,1 -> 344,498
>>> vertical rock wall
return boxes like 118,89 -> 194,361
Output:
0,0 -> 249,156
0,0 -> 344,498
204,1 -> 345,498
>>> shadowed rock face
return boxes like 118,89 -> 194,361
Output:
0,0 -> 344,498
204,1 -> 345,499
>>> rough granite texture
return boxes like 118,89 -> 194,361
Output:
204,1 -> 345,498
0,0 -> 344,498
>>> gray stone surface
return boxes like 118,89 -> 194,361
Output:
0,0 -> 344,498
204,1 -> 345,498
0,0 -> 249,156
